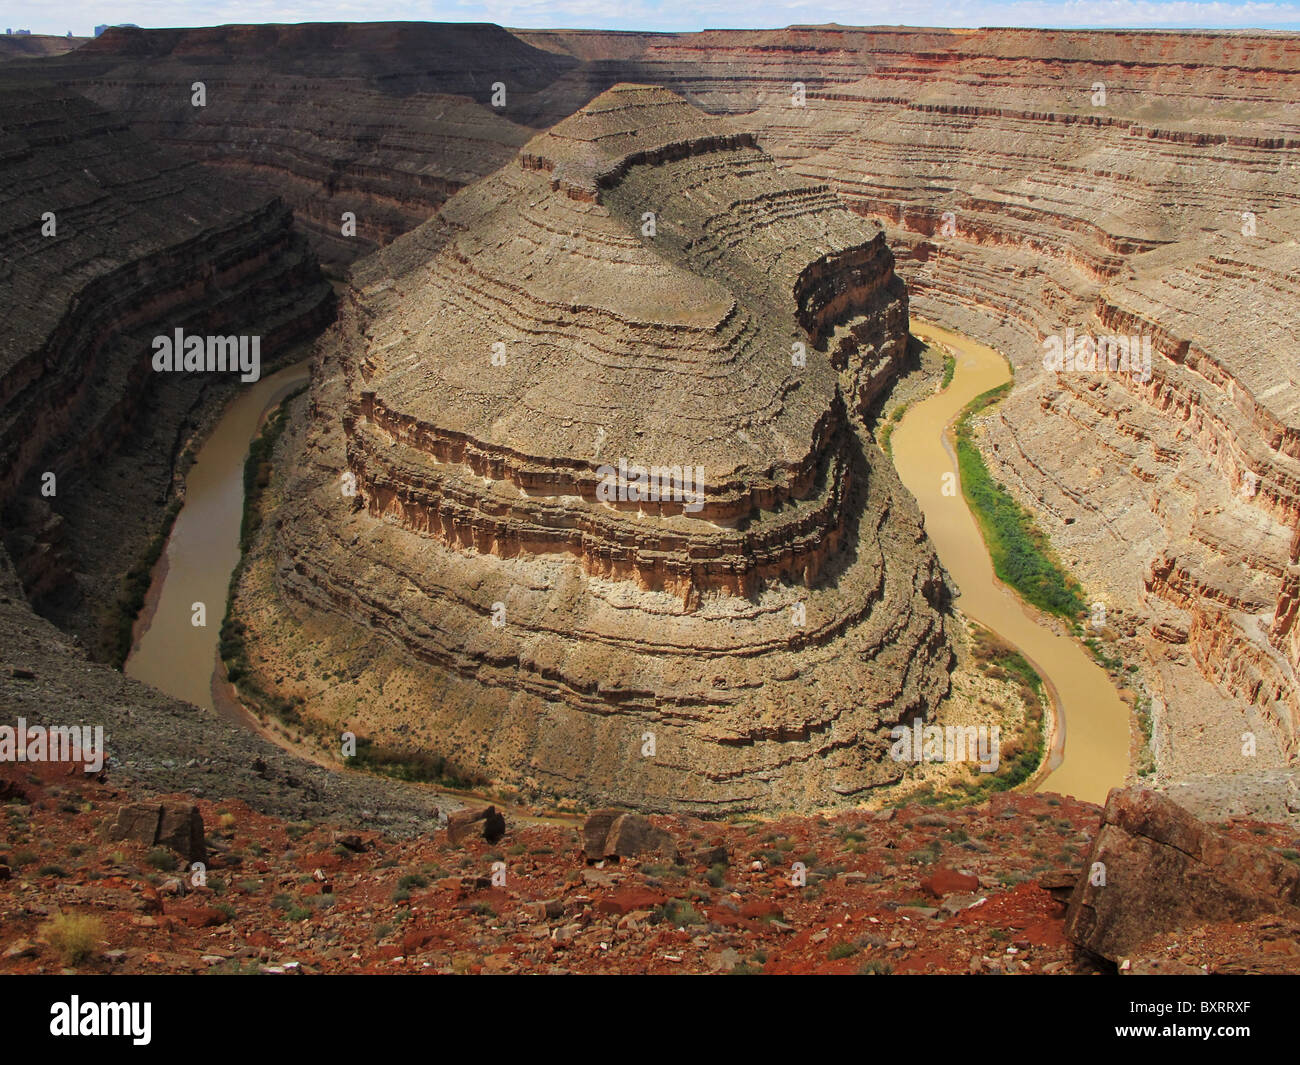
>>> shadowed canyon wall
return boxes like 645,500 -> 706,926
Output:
0,79 -> 333,657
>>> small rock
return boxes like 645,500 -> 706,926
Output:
920,867 -> 979,897
331,832 -> 366,852
3,939 -> 38,960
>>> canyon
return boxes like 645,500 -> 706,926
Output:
14,25 -> 1299,812
2,21 -> 1300,979
0,77 -> 333,660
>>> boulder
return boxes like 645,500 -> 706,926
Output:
582,809 -> 679,864
446,805 -> 506,846
106,800 -> 206,863
331,832 -> 366,852
106,803 -> 162,847
156,802 -> 206,862
1065,787 -> 1300,961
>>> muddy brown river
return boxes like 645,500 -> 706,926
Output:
125,323 -> 1128,806
892,319 -> 1131,804
124,362 -> 310,714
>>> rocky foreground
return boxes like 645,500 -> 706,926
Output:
3,754 -> 1299,975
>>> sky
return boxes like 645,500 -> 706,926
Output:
8,0 -> 1300,38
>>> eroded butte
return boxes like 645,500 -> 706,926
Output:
244,86 -> 954,813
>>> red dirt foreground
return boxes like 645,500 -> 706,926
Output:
3,759 -> 1299,975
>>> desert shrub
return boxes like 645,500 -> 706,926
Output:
41,914 -> 105,965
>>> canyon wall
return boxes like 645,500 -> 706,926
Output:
692,27 -> 1300,797
11,21 -> 1300,798
23,24 -> 567,269
0,35 -> 86,62
0,78 -> 333,656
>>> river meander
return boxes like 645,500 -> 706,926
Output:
891,319 -> 1131,804
126,324 -> 1129,805
124,361 -> 310,716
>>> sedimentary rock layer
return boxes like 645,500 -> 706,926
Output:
0,34 -> 86,62
256,86 -> 952,813
732,39 -> 1300,783
27,24 -> 560,269
0,79 -> 333,653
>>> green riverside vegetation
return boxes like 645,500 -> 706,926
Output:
113,494 -> 183,667
954,383 -> 1086,620
940,352 -> 956,390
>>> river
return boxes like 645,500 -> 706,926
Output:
890,319 -> 1131,804
124,361 -> 311,715
125,323 -> 1129,806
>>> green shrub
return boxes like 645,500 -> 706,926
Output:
956,384 -> 1086,619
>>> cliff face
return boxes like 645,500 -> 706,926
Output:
0,79 -> 333,655
0,35 -> 86,62
31,24 -> 568,270
244,86 -> 952,815
723,32 -> 1300,785
11,20 -> 1300,794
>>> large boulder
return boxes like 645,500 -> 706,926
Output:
105,800 -> 206,863
1065,787 -> 1300,961
582,809 -> 679,864
446,805 -> 506,846
156,802 -> 205,862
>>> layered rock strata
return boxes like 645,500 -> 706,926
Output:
33,23 -> 558,269
0,80 -> 333,654
741,55 -> 1300,789
256,86 -> 952,813
16,20 -> 1300,795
